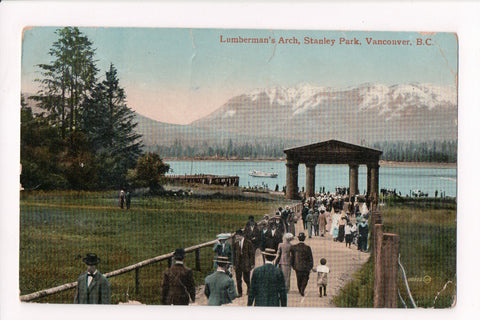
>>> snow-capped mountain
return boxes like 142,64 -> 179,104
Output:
191,83 -> 457,144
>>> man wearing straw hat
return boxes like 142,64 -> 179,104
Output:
161,248 -> 196,305
74,253 -> 111,304
204,255 -> 237,306
213,233 -> 233,269
248,248 -> 287,307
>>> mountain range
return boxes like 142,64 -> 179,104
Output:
136,82 -> 457,147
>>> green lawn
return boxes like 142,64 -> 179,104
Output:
20,191 -> 456,307
333,197 -> 456,308
20,190 -> 286,304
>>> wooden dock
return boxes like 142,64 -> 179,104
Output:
166,174 -> 239,186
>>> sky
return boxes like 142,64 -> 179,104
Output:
21,28 -> 458,125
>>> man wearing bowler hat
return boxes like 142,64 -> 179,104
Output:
74,253 -> 111,304
248,248 -> 287,307
161,248 -> 196,305
291,232 -> 314,296
232,229 -> 255,297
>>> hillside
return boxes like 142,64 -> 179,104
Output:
191,83 -> 457,145
23,82 -> 457,148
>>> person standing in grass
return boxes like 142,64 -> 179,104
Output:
125,191 -> 131,210
161,248 -> 196,305
74,253 -> 111,304
316,258 -> 330,298
119,190 -> 125,209
204,256 -> 237,306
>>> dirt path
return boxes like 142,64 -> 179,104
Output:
192,221 -> 370,307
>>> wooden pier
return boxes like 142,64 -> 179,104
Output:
166,174 -> 239,186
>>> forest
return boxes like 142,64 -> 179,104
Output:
21,27 -> 168,191
146,139 -> 457,163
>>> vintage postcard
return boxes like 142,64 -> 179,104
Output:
18,26 -> 457,310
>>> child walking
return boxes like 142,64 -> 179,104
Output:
345,222 -> 353,248
316,258 -> 330,297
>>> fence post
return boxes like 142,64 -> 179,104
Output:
135,268 -> 140,296
373,223 -> 384,308
382,233 -> 400,308
195,249 -> 201,271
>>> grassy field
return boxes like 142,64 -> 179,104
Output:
20,189 -> 288,304
20,190 -> 456,307
333,197 -> 456,308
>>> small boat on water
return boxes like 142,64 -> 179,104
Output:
248,170 -> 278,178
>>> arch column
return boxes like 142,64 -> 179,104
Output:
286,161 -> 299,199
349,163 -> 359,197
305,163 -> 316,198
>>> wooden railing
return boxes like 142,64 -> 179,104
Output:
20,202 -> 304,303
372,212 -> 400,308
20,237 -> 230,302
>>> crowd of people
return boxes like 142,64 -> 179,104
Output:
302,193 -> 371,252
75,190 -> 370,306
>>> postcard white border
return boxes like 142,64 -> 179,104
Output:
1,1 -> 479,320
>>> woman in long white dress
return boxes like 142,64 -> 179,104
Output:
330,209 -> 340,241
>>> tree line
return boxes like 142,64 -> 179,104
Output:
372,140 -> 457,163
146,139 -> 457,163
21,27 -> 168,192
146,139 -> 288,160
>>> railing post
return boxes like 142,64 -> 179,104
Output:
382,233 -> 400,308
195,249 -> 201,271
373,223 -> 384,308
135,268 -> 140,296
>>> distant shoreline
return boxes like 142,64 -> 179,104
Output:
163,158 -> 456,169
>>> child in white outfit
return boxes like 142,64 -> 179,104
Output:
316,258 -> 330,297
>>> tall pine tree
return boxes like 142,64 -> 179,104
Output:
32,27 -> 98,139
84,64 -> 143,188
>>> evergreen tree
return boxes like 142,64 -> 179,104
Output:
130,152 -> 170,194
83,64 -> 143,188
32,27 -> 98,138
21,95 -> 67,189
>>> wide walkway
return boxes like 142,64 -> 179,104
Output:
194,218 -> 370,307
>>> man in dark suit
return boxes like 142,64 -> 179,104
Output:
161,248 -> 196,305
74,253 -> 111,304
302,203 -> 309,230
232,229 -> 255,297
291,233 -> 314,296
244,216 -> 261,251
204,256 -> 237,306
248,248 -> 287,307
263,220 -> 283,251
